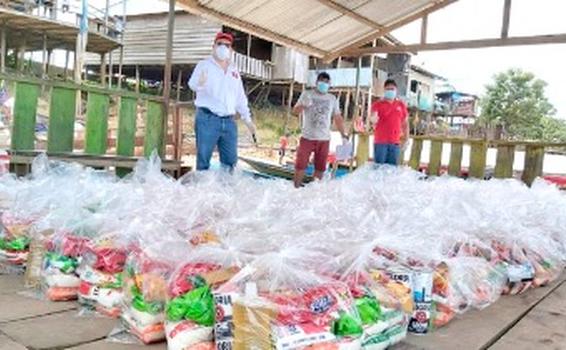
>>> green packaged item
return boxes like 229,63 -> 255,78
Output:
332,311 -> 363,337
356,296 -> 382,325
45,252 -> 78,274
165,286 -> 214,326
131,285 -> 164,315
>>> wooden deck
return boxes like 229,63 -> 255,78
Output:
0,273 -> 563,349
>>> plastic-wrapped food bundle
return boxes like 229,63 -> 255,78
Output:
164,246 -> 244,350
0,211 -> 34,273
215,249 -> 365,350
110,233 -> 189,345
340,271 -> 407,350
78,232 -> 129,317
42,231 -> 91,301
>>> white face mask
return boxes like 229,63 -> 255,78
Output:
215,45 -> 231,61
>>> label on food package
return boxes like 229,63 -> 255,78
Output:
412,271 -> 433,303
507,263 -> 535,283
272,323 -> 336,350
214,292 -> 236,350
408,302 -> 431,334
387,271 -> 413,287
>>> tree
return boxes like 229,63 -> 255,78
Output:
480,68 -> 557,140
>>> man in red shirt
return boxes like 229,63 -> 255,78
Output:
371,79 -> 409,165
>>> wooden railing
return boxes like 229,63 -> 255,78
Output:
407,136 -> 566,186
3,73 -> 180,176
233,52 -> 272,80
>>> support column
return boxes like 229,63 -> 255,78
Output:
135,65 -> 140,93
100,53 -> 107,85
108,50 -> 113,88
0,25 -> 6,74
162,0 -> 176,154
41,33 -> 48,77
176,69 -> 182,102
63,49 -> 70,78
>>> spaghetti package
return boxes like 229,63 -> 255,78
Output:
215,250 -> 365,350
41,231 -> 91,301
78,233 -> 129,317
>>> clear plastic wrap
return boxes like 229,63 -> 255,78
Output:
164,245 -> 247,350
215,249 -> 365,350
77,230 -> 130,317
41,230 -> 92,301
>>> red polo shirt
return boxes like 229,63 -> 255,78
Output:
371,99 -> 408,144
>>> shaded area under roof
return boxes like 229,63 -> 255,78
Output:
176,0 -> 458,59
0,8 -> 120,53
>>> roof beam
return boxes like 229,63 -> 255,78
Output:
325,0 -> 459,61
501,0 -> 512,39
177,0 -> 327,57
348,33 -> 566,55
420,14 -> 428,44
314,0 -> 381,29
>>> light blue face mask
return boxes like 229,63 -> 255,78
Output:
317,81 -> 330,94
384,89 -> 397,100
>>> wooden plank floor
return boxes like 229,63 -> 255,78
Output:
0,274 -> 564,349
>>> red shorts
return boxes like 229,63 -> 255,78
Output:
295,137 -> 330,172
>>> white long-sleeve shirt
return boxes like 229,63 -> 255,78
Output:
188,57 -> 251,122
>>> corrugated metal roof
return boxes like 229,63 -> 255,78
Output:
177,0 -> 457,58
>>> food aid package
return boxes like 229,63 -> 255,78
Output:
164,246 -> 244,350
41,231 -> 91,301
78,232 -> 130,317
214,249 -> 366,350
108,234 -> 190,345
0,212 -> 34,273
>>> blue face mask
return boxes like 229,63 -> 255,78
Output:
317,81 -> 330,94
384,89 -> 397,100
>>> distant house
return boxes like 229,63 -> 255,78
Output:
435,90 -> 479,132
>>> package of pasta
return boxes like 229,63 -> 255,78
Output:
41,231 -> 91,301
214,249 -> 365,350
78,232 -> 129,317
164,246 -> 243,350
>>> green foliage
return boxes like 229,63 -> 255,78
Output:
480,68 -> 566,141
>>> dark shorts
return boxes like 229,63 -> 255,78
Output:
295,137 -> 329,172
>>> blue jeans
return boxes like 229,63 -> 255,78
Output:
374,143 -> 401,165
195,107 -> 238,170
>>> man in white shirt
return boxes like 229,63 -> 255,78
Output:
188,32 -> 257,171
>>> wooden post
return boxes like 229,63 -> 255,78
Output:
1,25 -> 6,74
104,0 -> 110,35
469,140 -> 487,179
501,0 -> 512,39
448,141 -> 463,176
421,15 -> 428,44
284,81 -> 294,134
46,49 -> 52,75
135,65 -> 140,93
74,33 -> 82,84
108,50 -> 113,88
246,33 -> 252,75
343,89 -> 351,120
63,50 -> 70,78
494,143 -> 515,178
409,138 -> 423,170
521,144 -> 544,186
100,53 -> 107,85
41,33 -> 48,77
428,139 -> 443,176
176,69 -> 182,102
118,46 -> 124,89
162,0 -> 176,155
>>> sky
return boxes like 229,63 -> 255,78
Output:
62,0 -> 566,118
390,0 -> 566,119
